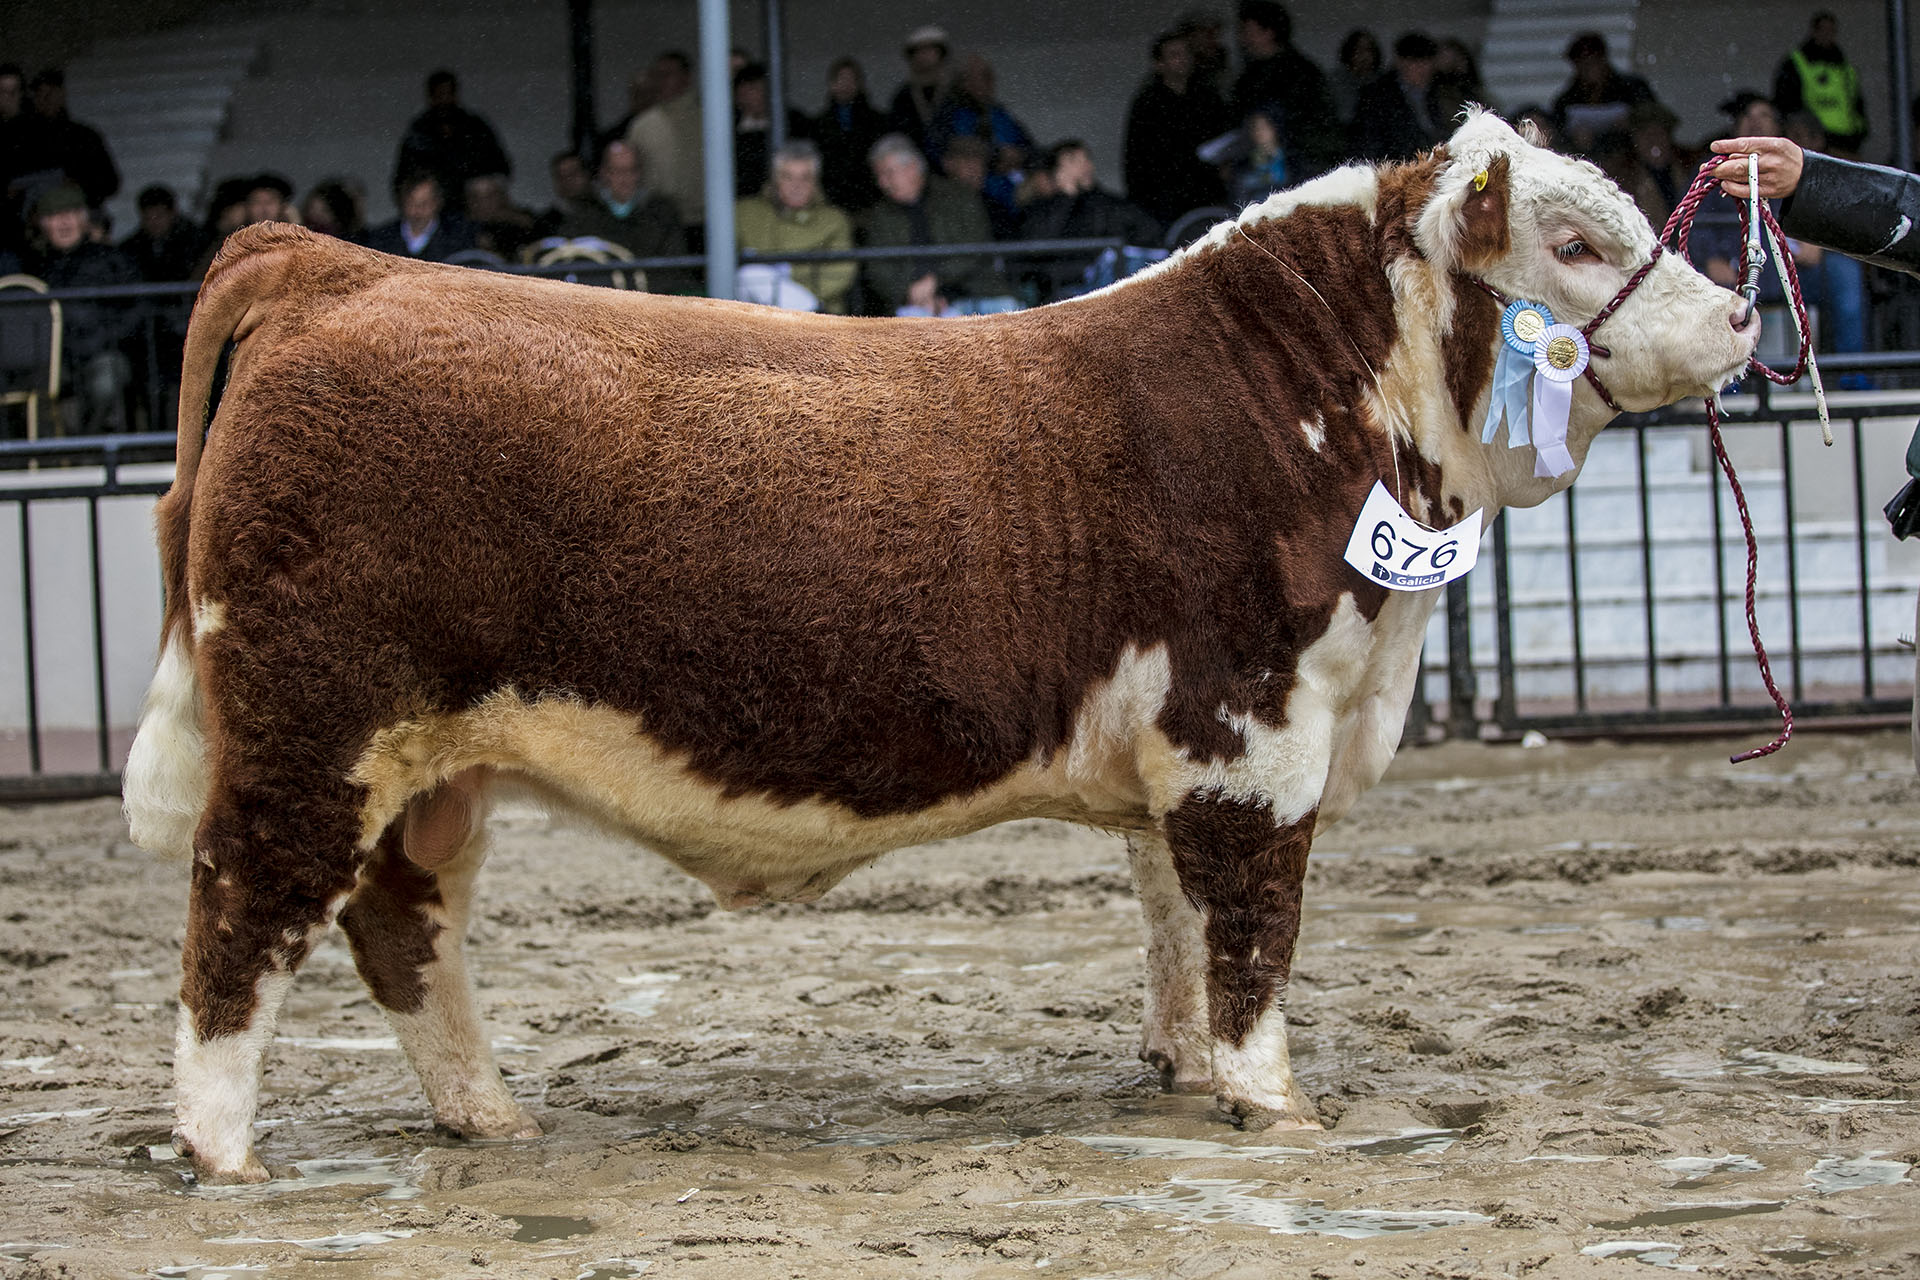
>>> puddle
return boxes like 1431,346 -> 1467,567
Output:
1595,1201 -> 1783,1229
191,1156 -> 421,1202
611,972 -> 683,1019
1735,1050 -> 1866,1076
1805,1156 -> 1910,1194
1069,1135 -> 1310,1163
1331,1129 -> 1459,1157
1782,1094 -> 1908,1114
276,1035 -> 400,1052
1581,1240 -> 1698,1271
1,1106 -> 109,1124
1521,1154 -> 1610,1164
574,1263 -> 651,1280
1764,1240 -> 1857,1264
206,1230 -> 415,1251
1084,1177 -> 1488,1238
511,1215 -> 595,1243
1658,1154 -> 1764,1179
154,1267 -> 268,1278
0,1056 -> 57,1074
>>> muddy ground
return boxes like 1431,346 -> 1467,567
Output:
2,730 -> 1918,1279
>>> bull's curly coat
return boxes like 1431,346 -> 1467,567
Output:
124,113 -> 1758,1182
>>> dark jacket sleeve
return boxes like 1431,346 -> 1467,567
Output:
1780,149 -> 1920,277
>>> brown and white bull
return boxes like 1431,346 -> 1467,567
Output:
124,113 -> 1757,1182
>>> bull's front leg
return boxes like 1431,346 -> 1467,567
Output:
1163,790 -> 1320,1131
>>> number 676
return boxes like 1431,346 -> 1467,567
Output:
1372,521 -> 1459,571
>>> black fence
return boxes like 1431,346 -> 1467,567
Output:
2,263 -> 1916,799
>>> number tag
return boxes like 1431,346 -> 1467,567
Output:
1341,480 -> 1483,591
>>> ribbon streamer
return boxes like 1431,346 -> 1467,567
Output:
1529,323 -> 1589,478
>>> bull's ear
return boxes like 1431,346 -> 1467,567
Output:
1453,153 -> 1511,270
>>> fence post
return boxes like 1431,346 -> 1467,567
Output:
1445,577 -> 1476,737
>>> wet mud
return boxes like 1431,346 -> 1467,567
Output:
2,731 -> 1918,1277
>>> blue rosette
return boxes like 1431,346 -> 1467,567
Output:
1482,297 -> 1557,447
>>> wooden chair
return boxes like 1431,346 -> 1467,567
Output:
0,274 -> 61,441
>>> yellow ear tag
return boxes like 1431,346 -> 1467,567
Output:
1473,170 -> 1489,192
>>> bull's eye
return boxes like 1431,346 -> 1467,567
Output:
1555,239 -> 1597,262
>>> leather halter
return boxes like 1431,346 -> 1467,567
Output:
1465,243 -> 1667,414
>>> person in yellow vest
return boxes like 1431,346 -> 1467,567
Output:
1770,11 -> 1868,156
733,139 -> 857,313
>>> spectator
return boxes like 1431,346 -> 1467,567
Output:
245,172 -> 294,225
364,173 -> 475,262
734,139 -> 855,313
464,173 -> 537,259
1123,30 -> 1232,229
119,184 -> 200,281
928,54 -> 1032,170
1174,9 -> 1232,102
858,133 -> 1014,316
625,51 -> 706,241
391,69 -> 510,216
1772,11 -> 1868,158
601,65 -> 663,155
1329,29 -> 1382,127
1780,110 -> 1867,358
811,56 -> 886,213
887,26 -> 950,155
300,179 -> 364,241
1020,140 -> 1161,299
942,136 -> 1021,238
23,183 -> 139,434
1233,2 -> 1342,179
1429,37 -> 1490,129
1616,101 -> 1692,230
534,149 -> 594,239
1229,106 -> 1289,206
556,139 -> 684,259
1351,32 -> 1443,163
1550,32 -> 1655,157
12,68 -> 119,215
733,62 -> 808,200
0,63 -> 26,251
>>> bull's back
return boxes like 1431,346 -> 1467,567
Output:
194,232 -> 1160,826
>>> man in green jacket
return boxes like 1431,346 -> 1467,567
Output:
735,139 -> 856,313
858,133 -> 1016,316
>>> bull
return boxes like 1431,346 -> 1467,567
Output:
123,113 -> 1758,1182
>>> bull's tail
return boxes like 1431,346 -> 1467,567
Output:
125,225 -> 303,858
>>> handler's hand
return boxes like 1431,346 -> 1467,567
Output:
1708,136 -> 1804,199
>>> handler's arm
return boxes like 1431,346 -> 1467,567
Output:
1711,136 -> 1920,277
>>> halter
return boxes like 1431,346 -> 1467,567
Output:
1466,246 -> 1664,413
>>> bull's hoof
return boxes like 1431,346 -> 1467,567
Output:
1141,1047 -> 1211,1094
437,1103 -> 543,1141
173,1131 -> 271,1184
1215,1096 -> 1323,1133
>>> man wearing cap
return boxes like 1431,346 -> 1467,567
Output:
1549,32 -> 1655,156
24,183 -> 140,434
887,26 -> 950,156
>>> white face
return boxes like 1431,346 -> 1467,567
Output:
1428,113 -> 1759,415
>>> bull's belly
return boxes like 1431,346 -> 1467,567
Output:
349,690 -> 1154,908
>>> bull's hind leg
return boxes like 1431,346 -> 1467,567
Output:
173,782 -> 358,1183
1164,791 -> 1320,1131
337,772 -> 539,1142
1126,833 -> 1211,1091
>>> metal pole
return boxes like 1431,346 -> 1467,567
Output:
1445,579 -> 1476,737
1890,0 -> 1913,171
766,0 -> 788,152
568,0 -> 597,160
699,0 -> 737,298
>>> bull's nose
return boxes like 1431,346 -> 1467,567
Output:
1731,305 -> 1761,336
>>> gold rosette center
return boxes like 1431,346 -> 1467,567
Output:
1512,308 -> 1546,343
1546,334 -> 1580,370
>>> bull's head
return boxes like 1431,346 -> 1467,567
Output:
1415,111 -> 1759,504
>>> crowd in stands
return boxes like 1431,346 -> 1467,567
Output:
0,4 -> 1912,431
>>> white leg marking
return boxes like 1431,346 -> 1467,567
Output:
1212,1000 -> 1318,1131
1300,413 -> 1326,452
377,841 -> 538,1140
1127,833 -> 1210,1091
123,631 -> 208,861
172,967 -> 293,1183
